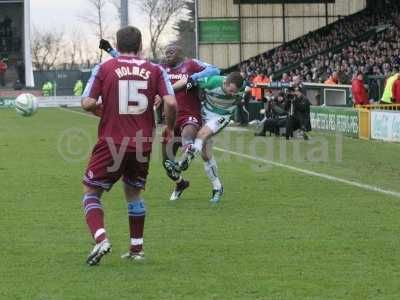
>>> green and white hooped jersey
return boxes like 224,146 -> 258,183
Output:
198,75 -> 242,116
196,75 -> 244,134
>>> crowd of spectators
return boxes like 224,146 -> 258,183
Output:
288,19 -> 400,85
240,1 -> 400,90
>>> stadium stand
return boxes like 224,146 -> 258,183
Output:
236,0 -> 400,89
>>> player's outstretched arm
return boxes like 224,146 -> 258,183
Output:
186,61 -> 221,91
190,60 -> 220,82
173,74 -> 222,92
172,61 -> 220,92
197,75 -> 224,90
99,39 -> 119,58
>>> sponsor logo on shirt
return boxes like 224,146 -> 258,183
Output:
168,74 -> 189,81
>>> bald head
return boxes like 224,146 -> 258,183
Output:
164,43 -> 183,67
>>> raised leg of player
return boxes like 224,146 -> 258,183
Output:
179,125 -> 214,171
201,141 -> 224,203
181,124 -> 198,152
173,113 -> 229,202
83,185 -> 111,266
121,184 -> 146,260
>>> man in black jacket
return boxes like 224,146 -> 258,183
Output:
285,87 -> 311,140
255,92 -> 289,136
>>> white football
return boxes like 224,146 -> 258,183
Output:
15,93 -> 39,117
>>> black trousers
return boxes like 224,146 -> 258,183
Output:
285,116 -> 303,139
237,103 -> 249,125
261,117 -> 287,136
237,93 -> 251,125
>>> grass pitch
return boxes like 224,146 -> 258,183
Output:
1,108 -> 400,300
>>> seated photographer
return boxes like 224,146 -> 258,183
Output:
237,74 -> 252,126
285,86 -> 311,140
255,92 -> 289,137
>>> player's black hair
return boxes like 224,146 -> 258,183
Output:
117,26 -> 142,54
226,71 -> 244,89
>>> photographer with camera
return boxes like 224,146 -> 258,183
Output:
237,73 -> 252,126
254,91 -> 289,137
285,86 -> 311,140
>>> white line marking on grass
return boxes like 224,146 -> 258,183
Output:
224,126 -> 250,132
58,107 -> 400,199
58,107 -> 99,119
214,147 -> 400,199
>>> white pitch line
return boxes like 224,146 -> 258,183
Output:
58,107 -> 99,119
58,107 -> 400,199
214,147 -> 400,199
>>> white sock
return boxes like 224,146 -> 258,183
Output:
204,158 -> 222,190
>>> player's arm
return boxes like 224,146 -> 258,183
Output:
174,75 -> 222,92
83,39 -> 116,98
190,59 -> 220,82
197,75 -> 224,90
82,64 -> 99,98
99,39 -> 119,58
174,60 -> 220,92
81,64 -> 103,116
172,79 -> 186,92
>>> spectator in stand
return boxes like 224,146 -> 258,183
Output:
324,71 -> 339,85
281,73 -> 290,83
251,70 -> 270,101
0,58 -> 7,87
240,2 -> 399,78
352,72 -> 369,106
237,0 -> 400,103
241,0 -> 400,90
391,73 -> 400,103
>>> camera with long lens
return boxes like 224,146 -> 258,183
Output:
283,87 -> 296,102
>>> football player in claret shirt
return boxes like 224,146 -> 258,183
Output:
160,44 -> 220,201
99,40 -> 220,201
81,26 -> 177,266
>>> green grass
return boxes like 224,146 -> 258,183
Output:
1,108 -> 400,300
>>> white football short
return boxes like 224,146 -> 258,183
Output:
201,107 -> 231,134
